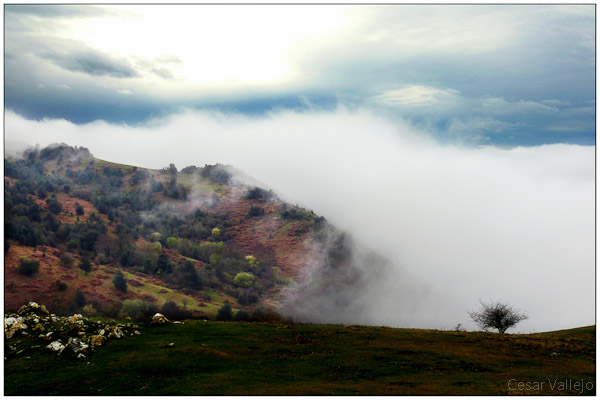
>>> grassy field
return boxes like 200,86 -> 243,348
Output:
4,321 -> 595,395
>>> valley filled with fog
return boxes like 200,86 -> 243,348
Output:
6,108 -> 594,332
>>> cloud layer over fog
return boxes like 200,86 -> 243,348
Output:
5,109 -> 594,332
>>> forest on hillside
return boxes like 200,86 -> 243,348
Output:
4,144 -> 359,321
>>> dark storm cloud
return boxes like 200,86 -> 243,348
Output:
4,83 -> 167,125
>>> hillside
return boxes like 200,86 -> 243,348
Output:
5,143 -> 349,321
4,309 -> 595,395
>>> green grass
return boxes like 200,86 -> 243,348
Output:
176,174 -> 224,196
117,270 -> 241,318
92,158 -> 137,174
277,222 -> 294,237
5,322 -> 595,395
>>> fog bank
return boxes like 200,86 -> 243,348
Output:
5,108 -> 595,332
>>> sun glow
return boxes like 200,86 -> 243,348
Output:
57,5 -> 354,97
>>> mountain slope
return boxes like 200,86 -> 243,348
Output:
5,143 -> 350,320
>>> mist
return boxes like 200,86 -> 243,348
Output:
5,108 -> 594,332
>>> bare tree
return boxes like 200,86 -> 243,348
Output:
469,300 -> 528,334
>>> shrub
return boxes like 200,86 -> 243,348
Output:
44,214 -> 60,232
149,179 -> 164,193
37,187 -> 47,199
247,291 -> 259,304
75,289 -> 86,308
177,261 -> 202,290
279,206 -> 309,220
181,165 -> 199,174
250,307 -> 281,322
160,301 -> 192,320
78,258 -> 92,274
234,310 -> 251,322
197,241 -> 223,262
54,280 -> 68,291
75,203 -> 84,216
156,253 -> 172,274
113,270 -> 128,293
165,236 -> 180,250
118,299 -> 158,320
238,289 -> 259,305
150,232 -> 161,242
233,272 -> 256,288
247,205 -> 265,218
18,258 -> 40,276
469,300 -> 528,334
27,204 -> 41,222
45,196 -> 63,214
200,164 -> 231,184
245,187 -> 272,201
245,255 -> 258,269
131,169 -> 149,185
59,253 -> 74,268
216,301 -> 233,321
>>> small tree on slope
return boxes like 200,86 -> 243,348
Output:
469,300 -> 528,334
113,270 -> 128,293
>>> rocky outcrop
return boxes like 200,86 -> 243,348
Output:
17,302 -> 50,317
46,340 -> 65,352
5,303 -> 142,361
151,313 -> 169,325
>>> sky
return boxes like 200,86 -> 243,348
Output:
3,4 -> 596,332
4,4 -> 595,145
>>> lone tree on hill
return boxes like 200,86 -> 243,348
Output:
113,270 -> 128,293
469,300 -> 528,334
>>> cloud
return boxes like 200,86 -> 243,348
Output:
369,86 -> 593,145
41,48 -> 137,78
5,108 -> 594,332
542,99 -> 568,106
3,5 -> 595,146
479,98 -> 559,115
132,55 -> 182,80
5,4 -> 119,18
117,89 -> 133,95
372,86 -> 461,107
149,68 -> 173,80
